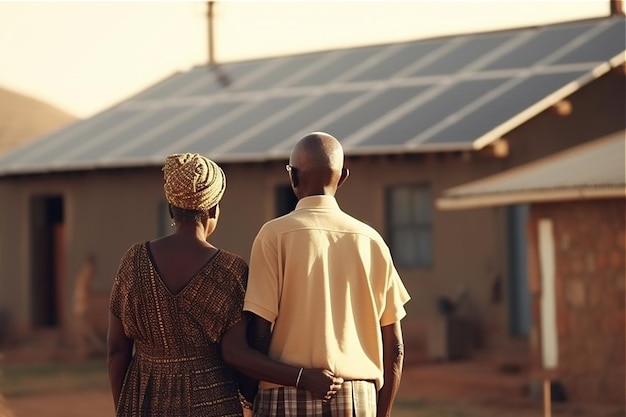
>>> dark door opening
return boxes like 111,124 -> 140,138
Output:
30,195 -> 64,328
275,185 -> 298,217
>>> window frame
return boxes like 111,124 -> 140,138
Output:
385,182 -> 433,268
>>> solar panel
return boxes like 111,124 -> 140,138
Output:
69,107 -> 190,161
407,32 -> 517,76
0,107 -> 125,165
183,61 -> 262,96
132,72 -> 200,101
360,78 -> 507,147
484,23 -> 596,70
166,68 -> 222,97
182,96 -> 298,155
320,85 -> 432,145
228,91 -> 363,155
0,16 -> 623,175
555,19 -> 626,64
233,54 -> 326,91
125,102 -> 244,158
119,102 -> 236,158
24,109 -> 142,165
288,47 -> 385,87
422,70 -> 590,146
350,40 -> 447,82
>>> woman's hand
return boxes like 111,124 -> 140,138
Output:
299,369 -> 344,401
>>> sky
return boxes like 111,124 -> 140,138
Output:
0,1 -> 610,119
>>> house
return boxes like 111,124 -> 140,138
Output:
0,16 -> 623,364
437,131 -> 625,404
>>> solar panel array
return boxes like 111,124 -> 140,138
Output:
0,17 -> 624,175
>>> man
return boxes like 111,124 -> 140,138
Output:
244,132 -> 410,417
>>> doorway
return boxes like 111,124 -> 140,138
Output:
275,184 -> 298,217
30,195 -> 65,328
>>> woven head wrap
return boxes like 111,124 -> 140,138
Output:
163,153 -> 226,211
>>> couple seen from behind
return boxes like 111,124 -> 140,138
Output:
107,132 -> 411,417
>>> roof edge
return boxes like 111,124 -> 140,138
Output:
437,186 -> 626,210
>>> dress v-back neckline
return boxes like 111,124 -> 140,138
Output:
144,241 -> 221,297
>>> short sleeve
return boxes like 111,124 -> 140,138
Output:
222,256 -> 249,332
243,228 -> 280,324
109,242 -> 142,319
380,267 -> 411,327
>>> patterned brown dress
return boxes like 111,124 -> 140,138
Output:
110,242 -> 248,417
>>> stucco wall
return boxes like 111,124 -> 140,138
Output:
0,69 -> 623,361
0,154 -> 510,358
0,169 -> 166,343
0,180 -> 26,340
528,199 -> 625,405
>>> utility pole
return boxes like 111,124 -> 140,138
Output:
206,1 -> 231,86
610,0 -> 624,15
207,1 -> 215,65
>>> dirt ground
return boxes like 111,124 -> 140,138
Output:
4,357 -> 624,417
8,390 -> 113,417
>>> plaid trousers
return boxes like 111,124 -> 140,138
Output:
253,380 -> 376,417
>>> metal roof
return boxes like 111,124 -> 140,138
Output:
437,130 -> 626,210
0,16 -> 624,176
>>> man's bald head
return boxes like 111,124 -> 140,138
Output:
288,132 -> 348,198
290,132 -> 344,172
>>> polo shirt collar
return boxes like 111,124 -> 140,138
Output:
295,195 -> 340,210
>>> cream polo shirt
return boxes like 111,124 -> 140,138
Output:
244,195 -> 410,390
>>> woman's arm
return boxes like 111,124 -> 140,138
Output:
107,312 -> 134,410
221,313 -> 343,400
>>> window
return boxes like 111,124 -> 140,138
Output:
387,184 -> 432,267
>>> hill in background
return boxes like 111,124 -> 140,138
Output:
0,86 -> 77,155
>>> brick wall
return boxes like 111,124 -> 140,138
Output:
528,198 -> 625,404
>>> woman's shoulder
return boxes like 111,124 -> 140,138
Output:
216,249 -> 249,271
211,250 -> 248,297
112,242 -> 149,290
116,241 -> 149,269
121,241 -> 148,258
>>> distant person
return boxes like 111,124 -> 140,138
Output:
0,397 -> 14,417
107,153 -> 342,417
72,254 -> 105,359
0,372 -> 14,417
240,132 -> 411,417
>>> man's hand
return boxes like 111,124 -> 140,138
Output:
299,368 -> 344,400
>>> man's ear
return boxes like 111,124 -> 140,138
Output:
337,167 -> 349,188
290,169 -> 300,188
168,204 -> 174,219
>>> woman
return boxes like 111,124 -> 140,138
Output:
108,153 -> 342,417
